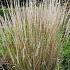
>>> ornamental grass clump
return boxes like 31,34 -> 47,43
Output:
0,0 -> 70,70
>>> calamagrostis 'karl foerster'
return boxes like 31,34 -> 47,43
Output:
0,0 -> 70,70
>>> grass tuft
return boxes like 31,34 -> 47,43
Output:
0,0 -> 70,70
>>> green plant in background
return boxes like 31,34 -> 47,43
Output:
0,8 -> 9,19
61,36 -> 70,70
0,9 -> 4,17
0,0 -> 70,70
